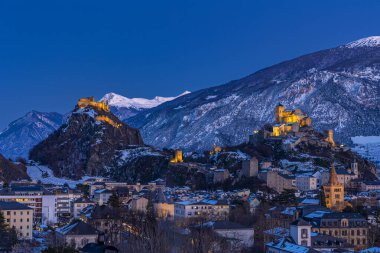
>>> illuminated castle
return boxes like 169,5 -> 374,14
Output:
323,162 -> 345,211
272,104 -> 311,137
324,129 -> 336,147
210,144 -> 222,155
95,115 -> 122,128
77,97 -> 121,128
170,149 -> 183,163
78,96 -> 110,112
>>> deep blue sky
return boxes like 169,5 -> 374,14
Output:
1,0 -> 380,129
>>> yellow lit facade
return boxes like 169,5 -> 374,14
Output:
323,163 -> 345,211
170,149 -> 183,163
272,104 -> 311,137
210,144 -> 222,155
77,96 -> 123,128
95,115 -> 122,128
324,129 -> 336,147
77,96 -> 110,112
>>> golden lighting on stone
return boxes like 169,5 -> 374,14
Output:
77,96 -> 122,128
78,96 -> 110,112
170,149 -> 183,163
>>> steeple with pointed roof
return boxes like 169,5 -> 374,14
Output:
323,161 -> 345,211
329,162 -> 339,185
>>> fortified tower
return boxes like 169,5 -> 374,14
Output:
275,103 -> 285,123
170,149 -> 183,163
324,130 -> 336,147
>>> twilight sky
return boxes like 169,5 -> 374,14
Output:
1,0 -> 380,129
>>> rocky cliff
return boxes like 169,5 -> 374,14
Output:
29,99 -> 161,181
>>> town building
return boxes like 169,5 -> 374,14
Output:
89,205 -> 125,245
0,185 -> 44,224
289,219 -> 311,247
174,200 -> 229,220
295,175 -> 317,192
93,189 -> 113,206
323,163 -> 346,211
213,169 -> 229,183
130,196 -> 149,212
360,181 -> 380,191
241,157 -> 259,177
310,212 -> 368,250
209,221 -> 254,249
0,201 -> 33,240
56,220 -> 99,249
73,197 -> 94,218
266,171 -> 296,193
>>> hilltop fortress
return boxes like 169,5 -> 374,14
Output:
248,104 -> 336,149
272,104 -> 311,137
78,96 -> 110,112
77,97 -> 122,128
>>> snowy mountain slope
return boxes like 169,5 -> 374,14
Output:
0,111 -> 64,159
101,91 -> 190,121
128,36 -> 380,151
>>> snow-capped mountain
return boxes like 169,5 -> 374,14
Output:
101,91 -> 191,121
0,111 -> 64,159
128,36 -> 380,151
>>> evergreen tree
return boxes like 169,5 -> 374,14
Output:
0,212 -> 18,249
108,192 -> 121,208
272,189 -> 297,205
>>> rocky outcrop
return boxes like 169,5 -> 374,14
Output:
29,101 -> 146,179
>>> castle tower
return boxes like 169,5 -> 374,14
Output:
323,162 -> 345,211
170,149 -> 183,163
324,130 -> 336,147
242,157 -> 259,177
275,103 -> 284,123
351,159 -> 359,176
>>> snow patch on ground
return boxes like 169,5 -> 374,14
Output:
27,165 -> 98,188
351,136 -> 380,175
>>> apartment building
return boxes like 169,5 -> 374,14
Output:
174,199 -> 229,220
266,171 -> 296,193
311,212 -> 368,250
0,185 -> 44,223
0,201 -> 33,240
295,175 -> 317,192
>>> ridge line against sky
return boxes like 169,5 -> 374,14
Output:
1,0 -> 380,129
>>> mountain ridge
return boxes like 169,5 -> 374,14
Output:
127,36 -> 380,151
0,111 -> 64,159
101,91 -> 191,121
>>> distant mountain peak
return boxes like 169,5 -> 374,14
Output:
344,36 -> 380,48
0,111 -> 64,159
100,90 -> 191,121
101,91 -> 190,109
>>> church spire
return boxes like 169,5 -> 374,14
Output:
329,162 -> 338,185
